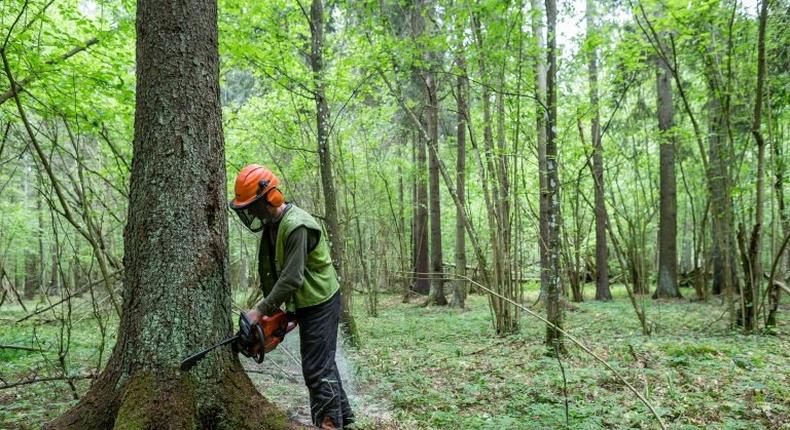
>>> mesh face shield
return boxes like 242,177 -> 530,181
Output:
228,196 -> 266,233
233,206 -> 265,232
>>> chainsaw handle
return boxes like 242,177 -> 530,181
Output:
252,322 -> 265,363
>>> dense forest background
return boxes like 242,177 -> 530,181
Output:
0,0 -> 788,428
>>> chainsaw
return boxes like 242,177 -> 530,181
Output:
180,309 -> 297,371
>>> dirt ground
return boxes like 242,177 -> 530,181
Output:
244,326 -> 402,429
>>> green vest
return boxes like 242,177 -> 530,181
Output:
266,205 -> 340,310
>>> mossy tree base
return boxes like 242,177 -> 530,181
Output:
47,357 -> 297,430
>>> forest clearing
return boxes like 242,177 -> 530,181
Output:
2,290 -> 788,428
6,286 -> 790,429
0,0 -> 788,428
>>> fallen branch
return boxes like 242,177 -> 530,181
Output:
245,365 -> 301,384
465,340 -> 509,356
0,373 -> 93,390
0,344 -> 43,352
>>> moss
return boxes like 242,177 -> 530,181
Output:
113,372 -> 198,430
214,367 -> 294,430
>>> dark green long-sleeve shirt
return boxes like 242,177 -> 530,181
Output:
255,221 -> 319,315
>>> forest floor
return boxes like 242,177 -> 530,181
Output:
1,284 -> 788,429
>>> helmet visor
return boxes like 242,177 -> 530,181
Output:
230,205 -> 265,232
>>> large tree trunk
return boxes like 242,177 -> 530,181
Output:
48,242 -> 58,296
47,0 -> 288,428
23,251 -> 37,299
413,138 -> 430,297
654,49 -> 680,299
495,67 -> 513,314
24,165 -> 41,299
767,75 -> 787,327
451,57 -> 468,309
421,0 -> 446,307
530,0 -> 550,297
586,0 -> 611,301
708,90 -> 725,295
37,189 -> 46,296
544,0 -> 565,353
411,2 -> 430,297
743,0 -> 768,332
309,0 -> 359,344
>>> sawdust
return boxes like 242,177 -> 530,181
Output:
244,327 -> 402,429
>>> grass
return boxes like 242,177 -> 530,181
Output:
1,284 -> 788,429
0,296 -> 117,428
348,284 -> 789,429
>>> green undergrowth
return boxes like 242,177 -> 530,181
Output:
1,285 -> 788,429
349,284 -> 789,429
0,298 -> 117,428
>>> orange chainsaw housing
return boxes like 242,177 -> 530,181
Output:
249,310 -> 297,356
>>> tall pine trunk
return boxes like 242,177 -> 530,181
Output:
421,0 -> 446,306
451,57 -> 468,309
24,161 -> 41,299
48,0 -> 288,427
767,78 -> 786,327
743,0 -> 769,332
530,0 -> 550,297
655,48 -> 680,299
586,0 -> 611,301
544,0 -> 565,352
411,2 -> 430,297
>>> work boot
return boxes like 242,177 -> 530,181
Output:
320,416 -> 338,430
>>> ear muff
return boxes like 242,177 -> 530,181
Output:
266,188 -> 284,207
256,179 -> 284,208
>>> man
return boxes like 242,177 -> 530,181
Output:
229,164 -> 355,429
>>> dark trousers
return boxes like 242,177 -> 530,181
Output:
296,291 -> 354,427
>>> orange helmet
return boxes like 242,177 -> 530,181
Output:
229,164 -> 285,231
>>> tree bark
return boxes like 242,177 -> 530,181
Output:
48,242 -> 58,296
420,0 -> 446,307
544,0 -> 565,352
709,97 -> 724,296
707,85 -> 737,317
23,251 -> 37,299
768,72 -> 787,327
530,0 -> 550,297
586,0 -> 611,301
743,0 -> 768,332
38,187 -> 46,296
309,0 -> 359,343
411,1 -> 431,297
470,7 -> 515,334
24,160 -> 40,300
654,48 -> 680,299
451,56 -> 468,309
495,65 -> 513,313
47,0 -> 289,427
